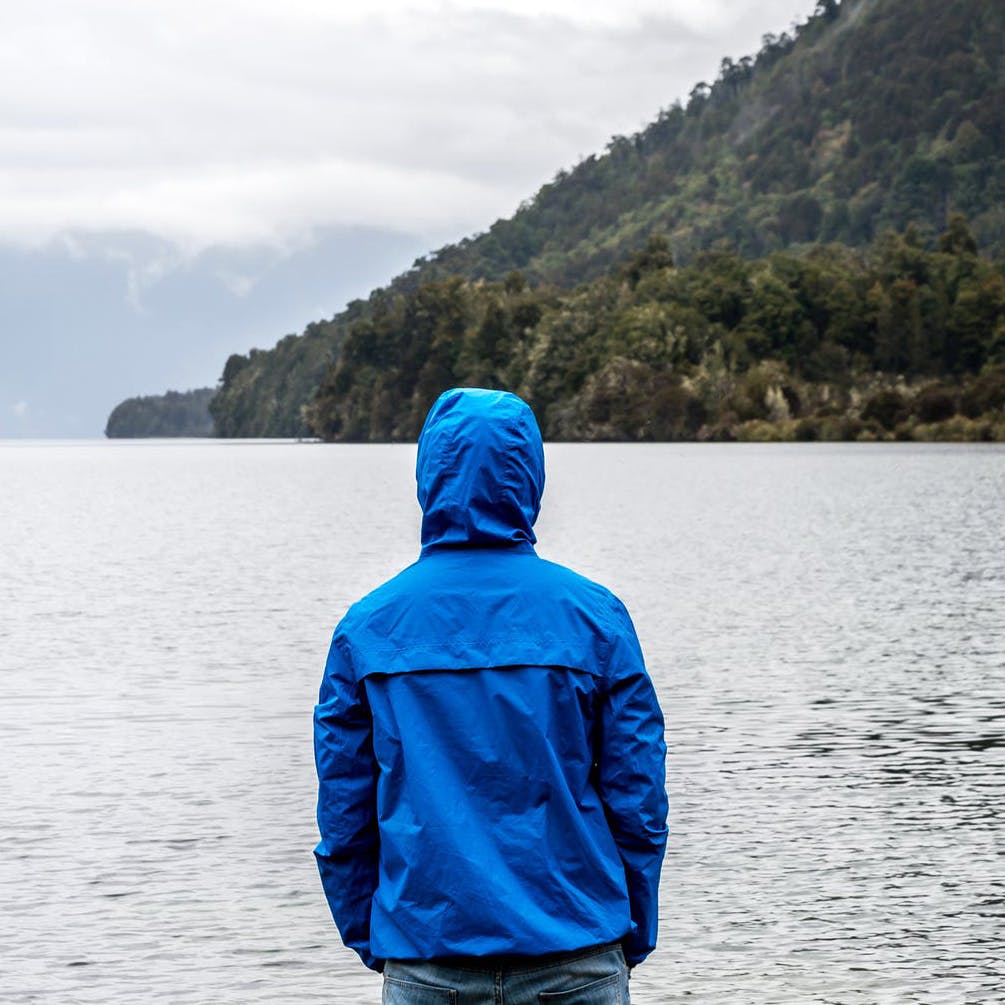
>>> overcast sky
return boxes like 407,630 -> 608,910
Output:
2,0 -> 812,251
1,0 -> 813,435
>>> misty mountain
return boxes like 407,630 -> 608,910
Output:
1,226 -> 428,437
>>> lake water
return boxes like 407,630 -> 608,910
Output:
2,440 -> 1003,1004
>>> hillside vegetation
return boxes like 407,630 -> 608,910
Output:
105,388 -> 215,438
406,0 -> 1005,286
306,220 -> 1005,442
208,0 -> 1005,440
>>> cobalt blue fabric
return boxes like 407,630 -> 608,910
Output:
314,388 -> 668,973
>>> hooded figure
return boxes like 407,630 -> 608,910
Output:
314,388 -> 668,995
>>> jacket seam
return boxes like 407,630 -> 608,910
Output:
348,635 -> 600,655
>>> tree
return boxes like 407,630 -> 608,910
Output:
939,213 -> 978,257
624,234 -> 674,290
220,353 -> 249,388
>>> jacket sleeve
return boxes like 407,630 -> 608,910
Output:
596,597 -> 669,967
313,628 -> 383,972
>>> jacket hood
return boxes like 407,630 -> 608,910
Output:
416,388 -> 545,551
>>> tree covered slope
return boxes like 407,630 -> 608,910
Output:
209,0 -> 1005,439
306,221 -> 1005,442
402,0 -> 1005,285
105,388 -> 215,438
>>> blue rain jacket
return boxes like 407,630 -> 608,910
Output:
314,388 -> 668,971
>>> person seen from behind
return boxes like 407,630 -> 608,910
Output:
314,387 -> 668,1004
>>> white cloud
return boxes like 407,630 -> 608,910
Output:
12,401 -> 29,418
0,0 -> 810,252
215,270 -> 257,298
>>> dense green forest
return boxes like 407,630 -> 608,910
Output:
105,388 -> 215,438
306,220 -> 1005,442
207,0 -> 1005,441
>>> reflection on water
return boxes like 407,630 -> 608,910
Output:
2,441 -> 1003,1003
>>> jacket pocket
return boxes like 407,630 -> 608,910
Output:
538,970 -> 625,1004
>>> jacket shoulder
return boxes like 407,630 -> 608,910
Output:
332,549 -> 639,680
534,555 -> 631,621
335,558 -> 424,635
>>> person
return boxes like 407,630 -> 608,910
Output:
314,387 -> 668,1004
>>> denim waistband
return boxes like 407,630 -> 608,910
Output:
422,940 -> 623,974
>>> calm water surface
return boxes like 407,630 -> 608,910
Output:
1,441 -> 1003,1004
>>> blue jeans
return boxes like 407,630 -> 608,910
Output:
381,942 -> 630,1004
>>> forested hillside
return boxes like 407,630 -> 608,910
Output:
307,220 -> 1005,442
405,0 -> 1005,286
105,388 -> 215,438
209,0 -> 1005,440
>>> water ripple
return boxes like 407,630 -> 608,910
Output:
2,441 -> 1004,1003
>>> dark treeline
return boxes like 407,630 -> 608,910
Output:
105,388 -> 215,438
306,219 -> 1005,442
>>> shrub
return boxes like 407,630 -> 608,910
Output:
915,416 -> 994,441
795,418 -> 820,441
735,419 -> 794,442
861,388 -> 909,430
960,367 -> 1005,418
915,386 -> 957,423
839,416 -> 866,440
